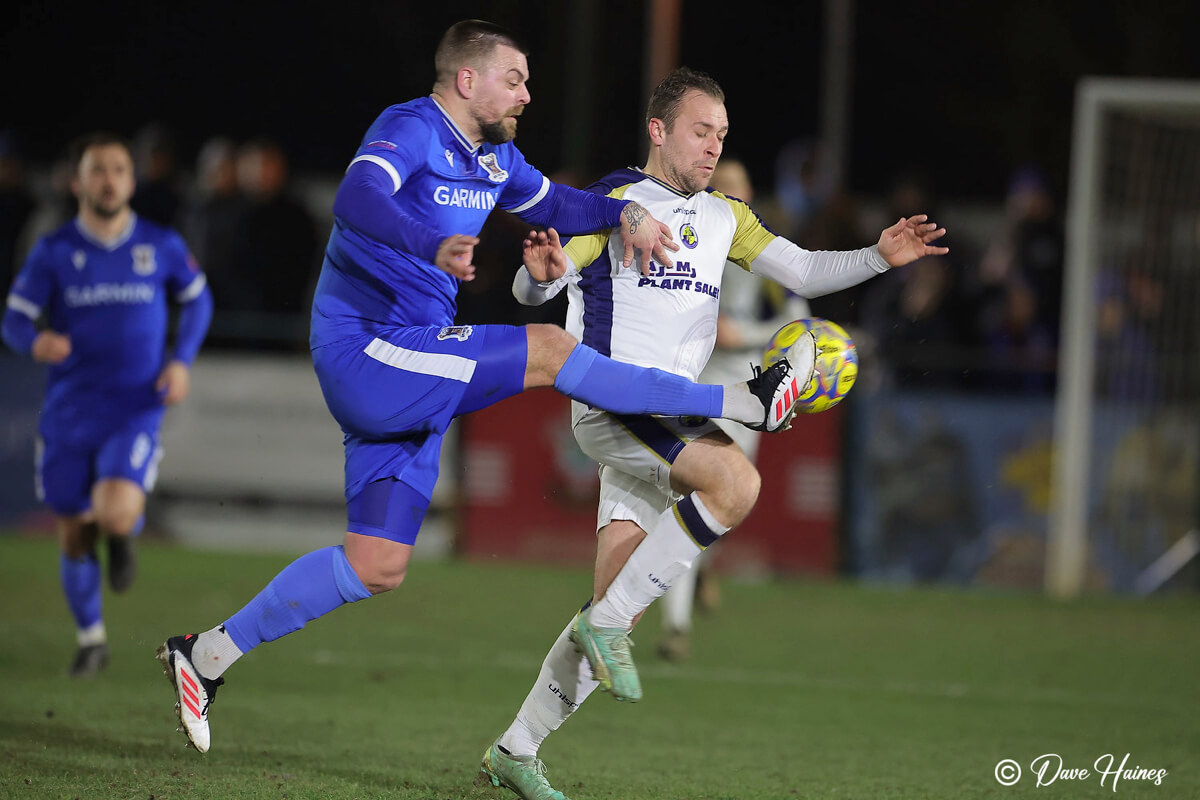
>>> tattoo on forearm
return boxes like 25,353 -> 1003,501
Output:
623,202 -> 648,234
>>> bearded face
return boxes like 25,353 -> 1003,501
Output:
467,45 -> 530,145
74,144 -> 135,218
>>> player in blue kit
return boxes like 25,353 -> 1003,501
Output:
2,132 -> 212,678
156,20 -> 805,754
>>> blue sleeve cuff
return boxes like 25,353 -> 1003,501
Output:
1,306 -> 37,355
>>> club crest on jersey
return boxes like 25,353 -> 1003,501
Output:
477,153 -> 508,183
132,245 -> 157,275
437,325 -> 474,342
679,223 -> 699,249
72,250 -> 86,270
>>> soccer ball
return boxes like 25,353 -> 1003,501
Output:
762,317 -> 858,413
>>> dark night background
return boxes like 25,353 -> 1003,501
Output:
4,0 -> 1200,206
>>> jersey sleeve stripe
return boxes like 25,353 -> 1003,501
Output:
6,294 -> 41,319
175,274 -> 208,303
363,337 -> 477,383
349,155 -> 402,195
506,175 -> 551,214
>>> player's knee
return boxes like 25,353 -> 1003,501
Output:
94,506 -> 141,537
728,461 -> 761,519
355,560 -> 408,595
704,457 -> 760,525
524,324 -> 578,389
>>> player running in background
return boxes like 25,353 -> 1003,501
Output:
481,67 -> 947,800
656,156 -> 812,662
156,21 -> 804,754
2,132 -> 213,678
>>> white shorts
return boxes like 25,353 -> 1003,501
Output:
572,410 -> 723,533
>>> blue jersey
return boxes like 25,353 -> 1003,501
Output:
7,215 -> 207,445
310,96 -> 552,346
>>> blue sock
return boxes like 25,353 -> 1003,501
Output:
60,552 -> 102,630
554,344 -> 723,418
223,545 -> 371,654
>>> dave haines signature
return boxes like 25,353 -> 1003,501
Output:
995,753 -> 1168,791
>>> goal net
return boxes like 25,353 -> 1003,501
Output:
1049,78 -> 1200,597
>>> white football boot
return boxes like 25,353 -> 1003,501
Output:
156,634 -> 224,753
746,330 -> 817,432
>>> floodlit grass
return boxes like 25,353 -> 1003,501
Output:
1,535 -> 1196,799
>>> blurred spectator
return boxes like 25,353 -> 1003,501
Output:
0,131 -> 36,293
1096,267 -> 1163,404
20,149 -> 77,254
772,137 -> 836,239
973,165 -> 1064,393
979,165 -> 1064,336
130,122 -> 184,226
973,276 -> 1056,394
179,136 -> 251,318
859,169 -> 970,389
230,137 -> 321,348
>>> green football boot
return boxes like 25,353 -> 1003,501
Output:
479,741 -> 571,800
569,609 -> 642,702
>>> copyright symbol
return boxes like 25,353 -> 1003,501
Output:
995,759 -> 1021,786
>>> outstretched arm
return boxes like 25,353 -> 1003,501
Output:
747,214 -> 948,297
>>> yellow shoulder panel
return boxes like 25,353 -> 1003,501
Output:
717,191 -> 777,271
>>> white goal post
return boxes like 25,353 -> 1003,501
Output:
1048,77 -> 1200,598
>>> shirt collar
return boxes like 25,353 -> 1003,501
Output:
429,95 -> 480,154
74,213 -> 137,251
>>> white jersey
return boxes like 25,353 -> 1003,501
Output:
512,167 -> 890,424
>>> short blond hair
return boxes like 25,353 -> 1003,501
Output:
434,20 -> 527,89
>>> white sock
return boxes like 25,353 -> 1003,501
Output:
720,381 -> 762,425
497,614 -> 599,757
589,494 -> 728,630
77,620 -> 106,647
191,624 -> 244,680
660,554 -> 703,633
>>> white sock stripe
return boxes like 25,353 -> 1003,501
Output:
687,493 -> 730,536
363,337 -> 477,382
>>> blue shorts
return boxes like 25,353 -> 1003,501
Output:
313,323 -> 527,541
36,410 -> 165,516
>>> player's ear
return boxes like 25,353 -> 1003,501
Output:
648,118 -> 666,147
457,67 -> 474,98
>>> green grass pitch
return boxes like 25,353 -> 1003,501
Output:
1,535 -> 1196,799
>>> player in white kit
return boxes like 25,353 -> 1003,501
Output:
479,67 -> 948,800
